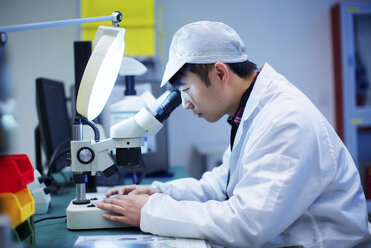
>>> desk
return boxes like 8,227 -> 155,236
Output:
34,166 -> 187,247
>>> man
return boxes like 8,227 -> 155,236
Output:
97,21 -> 371,247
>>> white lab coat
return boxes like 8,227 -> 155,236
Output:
140,63 -> 371,248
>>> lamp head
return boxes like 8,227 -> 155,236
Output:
76,26 -> 125,120
119,57 -> 147,76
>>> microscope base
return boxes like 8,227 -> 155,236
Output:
66,192 -> 130,230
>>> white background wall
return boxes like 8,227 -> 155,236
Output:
0,0 -> 348,176
0,0 -> 79,163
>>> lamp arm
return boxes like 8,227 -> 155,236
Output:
0,11 -> 122,33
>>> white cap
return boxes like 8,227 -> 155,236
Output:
161,21 -> 248,87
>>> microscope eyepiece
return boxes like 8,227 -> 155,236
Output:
154,90 -> 181,123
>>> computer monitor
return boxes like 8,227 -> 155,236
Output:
35,78 -> 71,175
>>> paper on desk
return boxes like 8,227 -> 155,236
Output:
74,234 -> 211,248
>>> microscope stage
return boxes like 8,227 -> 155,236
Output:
66,192 -> 130,230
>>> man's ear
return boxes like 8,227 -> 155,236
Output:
214,62 -> 230,85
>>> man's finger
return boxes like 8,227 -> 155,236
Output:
116,186 -> 135,195
118,188 -> 125,195
122,185 -> 138,194
105,190 -> 114,197
102,213 -> 128,223
106,187 -> 119,197
101,198 -> 128,205
128,190 -> 139,195
101,198 -> 115,204
96,202 -> 124,213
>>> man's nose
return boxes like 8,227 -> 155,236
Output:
181,92 -> 193,110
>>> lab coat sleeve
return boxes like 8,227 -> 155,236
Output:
140,106 -> 337,247
150,148 -> 231,202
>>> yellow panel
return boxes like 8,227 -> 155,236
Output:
351,118 -> 363,125
125,27 -> 155,56
81,0 -> 155,56
347,7 -> 359,12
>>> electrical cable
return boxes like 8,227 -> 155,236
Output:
34,215 -> 66,224
40,140 -> 72,195
81,117 -> 100,142
45,139 -> 71,175
58,171 -> 69,183
47,148 -> 70,176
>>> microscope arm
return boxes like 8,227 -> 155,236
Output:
71,107 -> 163,175
70,138 -> 115,176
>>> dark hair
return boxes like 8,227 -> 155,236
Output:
169,60 -> 257,87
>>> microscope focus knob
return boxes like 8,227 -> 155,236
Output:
77,147 -> 95,164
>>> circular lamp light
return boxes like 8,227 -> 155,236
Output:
76,26 -> 125,120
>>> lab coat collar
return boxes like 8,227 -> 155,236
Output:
231,63 -> 277,149
242,63 -> 276,122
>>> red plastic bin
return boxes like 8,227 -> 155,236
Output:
0,154 -> 34,193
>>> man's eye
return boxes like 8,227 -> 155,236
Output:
182,87 -> 190,92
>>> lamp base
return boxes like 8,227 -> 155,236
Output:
66,192 -> 129,230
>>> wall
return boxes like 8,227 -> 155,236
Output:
0,0 -> 347,177
0,0 -> 79,164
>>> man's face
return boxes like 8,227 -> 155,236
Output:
177,70 -> 228,123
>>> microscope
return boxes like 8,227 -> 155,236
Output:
65,22 -> 181,230
67,90 -> 181,230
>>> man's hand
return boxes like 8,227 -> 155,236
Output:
105,185 -> 161,197
96,194 -> 150,227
